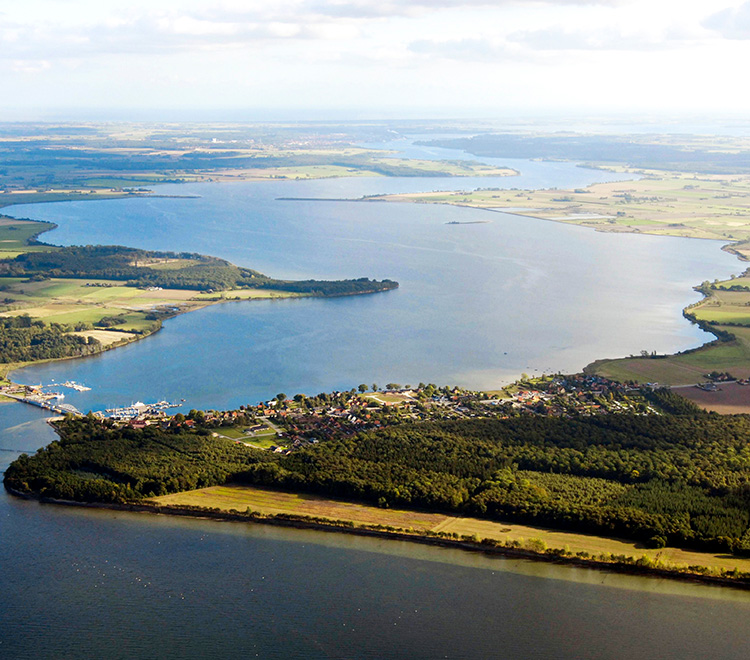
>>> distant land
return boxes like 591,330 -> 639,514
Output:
419,133 -> 750,174
0,121 -> 516,212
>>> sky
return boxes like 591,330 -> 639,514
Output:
2,0 -> 750,120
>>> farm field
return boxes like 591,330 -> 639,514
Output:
155,484 -> 750,574
379,170 -> 750,249
675,382 -> 750,415
0,277 -> 209,329
588,325 -> 750,386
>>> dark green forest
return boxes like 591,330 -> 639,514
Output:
0,245 -> 398,294
7,406 -> 750,553
0,315 -> 100,363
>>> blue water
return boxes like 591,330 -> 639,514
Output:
5,159 -> 740,412
2,148 -> 750,657
2,404 -> 750,659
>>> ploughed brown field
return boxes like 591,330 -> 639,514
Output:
676,382 -> 750,414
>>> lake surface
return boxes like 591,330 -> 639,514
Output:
3,144 -> 750,657
5,156 -> 739,412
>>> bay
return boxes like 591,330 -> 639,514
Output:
3,147 -> 750,658
5,157 -> 739,412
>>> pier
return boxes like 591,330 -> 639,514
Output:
1,391 -> 81,416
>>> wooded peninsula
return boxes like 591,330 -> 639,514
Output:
7,381 -> 750,586
0,219 -> 397,374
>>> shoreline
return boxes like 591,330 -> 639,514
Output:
0,212 -> 397,389
9,487 -> 750,592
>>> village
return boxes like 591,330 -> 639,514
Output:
85,375 -> 661,452
1,374 -> 661,455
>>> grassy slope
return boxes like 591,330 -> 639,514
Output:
157,483 -> 750,574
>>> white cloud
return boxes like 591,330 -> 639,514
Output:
408,38 -> 522,62
703,2 -> 750,39
11,59 -> 52,74
509,26 -> 677,51
0,0 -> 747,115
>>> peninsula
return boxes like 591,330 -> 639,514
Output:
0,216 -> 397,382
7,378 -> 750,589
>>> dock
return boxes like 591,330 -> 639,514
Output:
2,391 -> 81,416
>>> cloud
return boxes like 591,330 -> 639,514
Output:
703,2 -> 750,39
408,38 -> 521,62
302,1 -> 626,19
508,26 -> 675,51
0,0 -> 636,64
10,59 -> 52,74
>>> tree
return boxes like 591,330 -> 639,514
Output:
372,383 -> 378,392
358,384 -> 368,393
276,393 -> 287,403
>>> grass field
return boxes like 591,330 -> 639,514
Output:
155,483 -> 750,573
365,391 -> 415,405
587,326 -> 750,386
0,219 -> 56,258
0,190 -> 141,210
380,170 -> 750,244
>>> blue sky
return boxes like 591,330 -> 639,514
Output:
2,0 -> 750,119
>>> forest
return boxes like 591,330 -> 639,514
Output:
1,245 -> 398,295
0,315 -> 100,363
7,401 -> 750,554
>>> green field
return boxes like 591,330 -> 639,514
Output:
588,325 -> 750,385
0,220 -> 56,258
0,191 -> 136,210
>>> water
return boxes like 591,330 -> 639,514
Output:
2,405 -> 750,659
3,149 -> 750,656
5,160 -> 739,412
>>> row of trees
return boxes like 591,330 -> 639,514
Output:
0,315 -> 100,363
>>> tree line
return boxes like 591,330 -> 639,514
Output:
1,245 -> 398,295
0,315 -> 100,363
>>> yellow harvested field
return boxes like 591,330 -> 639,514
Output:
158,485 -> 449,530
1,303 -> 90,319
156,484 -> 750,573
72,329 -> 136,346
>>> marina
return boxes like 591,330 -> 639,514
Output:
1,381 -> 180,420
101,400 -> 182,420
